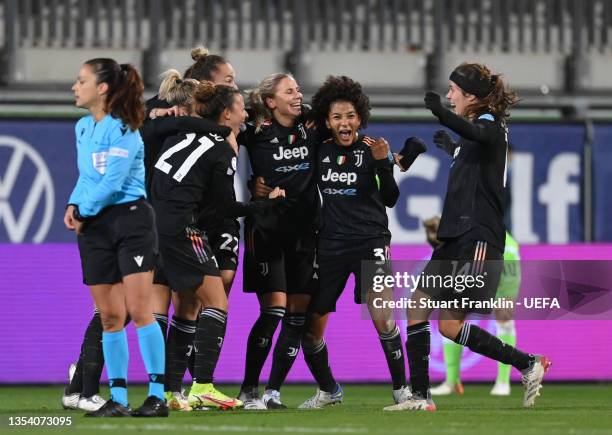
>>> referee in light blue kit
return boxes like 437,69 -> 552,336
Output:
64,58 -> 168,417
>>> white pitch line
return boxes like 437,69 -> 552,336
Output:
86,424 -> 369,434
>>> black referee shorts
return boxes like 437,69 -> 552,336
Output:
155,226 -> 220,292
243,219 -> 317,295
77,199 -> 158,286
419,236 -> 503,314
309,238 -> 391,315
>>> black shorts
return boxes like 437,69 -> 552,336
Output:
243,219 -> 317,295
77,199 -> 157,286
419,236 -> 503,314
155,226 -> 220,292
207,223 -> 240,272
309,238 -> 391,315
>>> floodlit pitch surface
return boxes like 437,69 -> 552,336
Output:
0,384 -> 610,435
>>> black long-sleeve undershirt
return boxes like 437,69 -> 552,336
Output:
435,106 -> 497,144
373,161 -> 400,207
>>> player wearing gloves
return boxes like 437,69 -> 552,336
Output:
384,62 -> 551,412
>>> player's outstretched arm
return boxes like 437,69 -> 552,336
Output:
424,91 -> 495,143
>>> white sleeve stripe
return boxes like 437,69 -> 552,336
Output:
109,147 -> 129,158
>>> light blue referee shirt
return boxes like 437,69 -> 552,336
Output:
68,114 -> 146,217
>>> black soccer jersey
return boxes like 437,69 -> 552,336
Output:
317,136 -> 399,250
150,130 -> 274,237
436,112 -> 508,251
241,118 -> 320,231
140,116 -> 231,195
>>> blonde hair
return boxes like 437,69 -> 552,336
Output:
247,72 -> 294,132
158,69 -> 199,107
191,46 -> 210,61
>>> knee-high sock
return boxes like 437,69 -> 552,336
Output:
165,316 -> 196,392
495,320 -> 517,383
187,311 -> 200,378
67,310 -> 104,396
136,322 -> 166,400
66,358 -> 84,395
303,339 -> 337,393
378,325 -> 407,390
267,313 -> 305,391
454,322 -> 531,371
102,329 -> 129,407
81,311 -> 104,397
406,322 -> 431,398
241,306 -> 285,390
193,308 -> 227,384
442,336 -> 463,385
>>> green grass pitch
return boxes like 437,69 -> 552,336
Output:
0,383 -> 610,435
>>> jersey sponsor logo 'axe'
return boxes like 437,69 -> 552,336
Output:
272,145 -> 309,161
275,163 -> 310,173
322,188 -> 357,196
321,168 -> 357,185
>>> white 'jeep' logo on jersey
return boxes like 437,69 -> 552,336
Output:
272,145 -> 308,161
321,168 -> 357,185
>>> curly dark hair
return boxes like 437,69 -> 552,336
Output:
311,75 -> 371,131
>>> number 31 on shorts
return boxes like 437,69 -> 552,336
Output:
373,246 -> 391,263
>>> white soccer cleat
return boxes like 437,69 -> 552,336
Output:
77,394 -> 106,412
521,355 -> 552,407
430,380 -> 464,396
490,381 -> 511,396
262,389 -> 287,409
238,387 -> 267,410
298,385 -> 343,409
61,362 -> 80,409
383,392 -> 436,412
61,393 -> 80,410
165,391 -> 193,412
392,385 -> 412,404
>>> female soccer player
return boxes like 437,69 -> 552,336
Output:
143,69 -> 239,411
422,217 -> 522,396
384,62 -> 551,412
298,75 -> 411,409
146,47 -> 237,170
145,47 -> 240,298
65,58 -> 168,417
237,73 -> 319,409
148,82 -> 283,411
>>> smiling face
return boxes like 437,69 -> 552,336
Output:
326,100 -> 361,147
71,64 -> 106,110
265,76 -> 303,123
446,81 -> 476,117
210,62 -> 237,89
222,93 -> 248,136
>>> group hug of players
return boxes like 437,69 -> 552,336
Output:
62,46 -> 551,417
